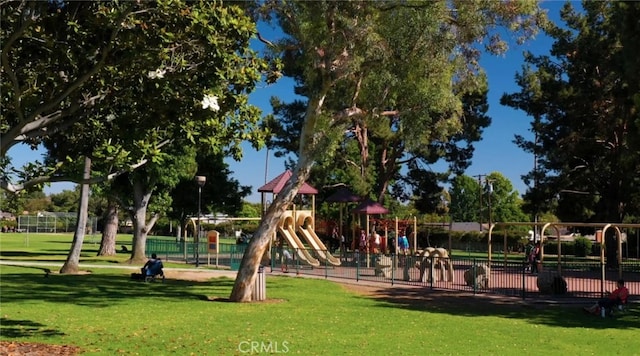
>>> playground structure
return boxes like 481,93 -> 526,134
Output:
414,247 -> 455,283
277,210 -> 341,267
488,221 -> 640,280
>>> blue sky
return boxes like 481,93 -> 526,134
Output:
7,1 -> 569,203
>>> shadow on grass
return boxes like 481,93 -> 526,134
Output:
0,251 -> 69,258
0,269 -> 236,307
349,285 -> 640,330
0,317 -> 66,338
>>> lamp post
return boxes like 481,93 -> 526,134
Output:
195,175 -> 206,268
486,180 -> 494,227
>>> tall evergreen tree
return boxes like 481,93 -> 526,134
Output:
501,1 -> 640,223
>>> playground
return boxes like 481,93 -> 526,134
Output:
245,173 -> 640,301
140,171 -> 640,302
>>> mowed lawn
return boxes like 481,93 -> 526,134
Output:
1,234 -> 639,355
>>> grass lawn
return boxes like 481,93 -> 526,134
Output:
1,233 -> 639,355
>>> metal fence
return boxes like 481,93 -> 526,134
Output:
268,249 -> 640,301
17,213 -> 98,233
147,237 -> 639,302
146,238 -> 246,270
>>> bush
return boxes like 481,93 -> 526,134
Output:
574,236 -> 592,257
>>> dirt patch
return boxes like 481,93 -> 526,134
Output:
0,341 -> 81,356
206,296 -> 287,304
163,270 -> 233,282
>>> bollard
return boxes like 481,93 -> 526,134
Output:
252,265 -> 266,301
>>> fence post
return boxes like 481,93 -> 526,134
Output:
430,255 -> 434,290
403,254 -> 410,281
355,250 -> 360,282
473,258 -> 477,295
522,260 -> 526,300
391,253 -> 396,286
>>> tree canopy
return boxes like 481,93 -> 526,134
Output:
230,0 -> 545,301
2,0 -> 275,192
502,1 -> 640,223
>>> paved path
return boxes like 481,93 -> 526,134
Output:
0,260 -> 238,278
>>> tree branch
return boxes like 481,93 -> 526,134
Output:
1,5 -> 133,155
1,3 -> 37,123
256,31 -> 276,49
1,139 -> 171,193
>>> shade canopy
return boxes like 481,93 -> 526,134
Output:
325,186 -> 361,203
351,199 -> 389,215
258,170 -> 318,194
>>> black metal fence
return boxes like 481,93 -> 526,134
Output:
269,248 -> 640,301
147,238 -> 639,302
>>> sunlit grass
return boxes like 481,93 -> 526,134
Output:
1,234 -> 639,355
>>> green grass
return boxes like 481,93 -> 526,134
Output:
2,234 -> 640,355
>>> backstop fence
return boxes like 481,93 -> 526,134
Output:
17,213 -> 98,234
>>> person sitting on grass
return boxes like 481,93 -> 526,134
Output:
142,253 -> 165,281
583,279 -> 629,315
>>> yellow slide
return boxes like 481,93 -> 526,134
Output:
296,225 -> 341,266
277,226 -> 320,267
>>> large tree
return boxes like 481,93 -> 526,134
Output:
501,1 -> 640,223
262,3 -> 533,207
4,1 -> 276,269
113,145 -> 198,263
449,175 -> 481,223
2,1 -> 274,191
1,1 -> 134,190
230,0 -> 544,301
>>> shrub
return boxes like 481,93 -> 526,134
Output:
574,236 -> 592,257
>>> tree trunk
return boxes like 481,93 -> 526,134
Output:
127,178 -> 159,264
97,200 -> 118,256
60,156 -> 91,274
230,88 -> 329,302
229,173 -> 308,302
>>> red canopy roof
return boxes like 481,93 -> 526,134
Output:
258,170 -> 318,194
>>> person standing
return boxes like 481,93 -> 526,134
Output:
388,230 -> 396,255
359,229 -> 368,253
397,230 -> 409,268
530,241 -> 541,274
399,230 -> 409,255
277,237 -> 292,272
331,226 -> 340,252
371,230 -> 381,254
524,240 -> 534,272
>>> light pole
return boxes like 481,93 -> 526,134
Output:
486,180 -> 493,227
195,175 -> 206,268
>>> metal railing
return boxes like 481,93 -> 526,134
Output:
147,237 -> 639,301
269,248 -> 640,301
146,238 -> 246,270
